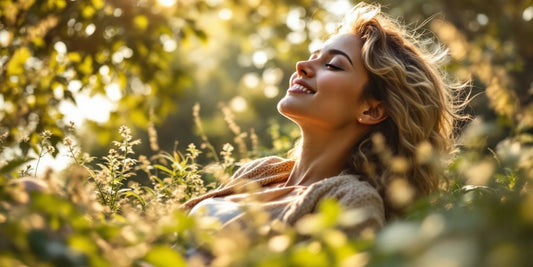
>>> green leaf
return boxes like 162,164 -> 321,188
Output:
154,164 -> 173,174
318,198 -> 343,226
19,141 -> 32,157
0,157 -> 33,175
119,190 -> 146,207
79,56 -> 93,75
134,15 -> 148,31
64,89 -> 77,104
68,52 -> 82,63
143,245 -> 186,267
69,234 -> 98,255
91,0 -> 104,9
6,47 -> 31,76
82,5 -> 95,18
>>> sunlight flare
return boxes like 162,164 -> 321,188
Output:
158,0 -> 176,7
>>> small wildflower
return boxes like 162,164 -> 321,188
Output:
222,143 -> 234,153
67,121 -> 76,132
119,125 -> 132,141
81,152 -> 93,164
21,134 -> 30,143
250,128 -> 259,156
0,130 -> 7,141
63,137 -> 73,146
41,130 -> 52,140
220,103 -> 241,135
0,130 -> 9,152
221,143 -> 235,166
19,165 -> 32,177
221,103 -> 248,158
193,103 -> 220,162
148,122 -> 160,152
46,145 -> 55,154
187,143 -> 200,159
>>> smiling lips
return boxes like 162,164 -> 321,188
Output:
289,83 -> 315,94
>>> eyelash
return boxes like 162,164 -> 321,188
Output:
325,64 -> 342,71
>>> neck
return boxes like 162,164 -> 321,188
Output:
285,125 -> 366,186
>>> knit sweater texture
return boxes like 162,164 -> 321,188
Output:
183,156 -> 385,236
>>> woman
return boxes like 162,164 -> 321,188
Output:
183,2 -> 461,237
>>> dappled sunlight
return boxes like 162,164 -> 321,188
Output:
58,92 -> 114,125
2,0 -> 533,266
157,0 -> 176,7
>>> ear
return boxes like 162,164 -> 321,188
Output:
358,99 -> 387,125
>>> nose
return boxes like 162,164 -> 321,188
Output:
296,60 -> 314,77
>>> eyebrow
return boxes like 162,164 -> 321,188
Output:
312,48 -> 353,66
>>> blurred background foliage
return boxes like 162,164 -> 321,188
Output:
1,0 -> 533,266
1,0 -> 532,167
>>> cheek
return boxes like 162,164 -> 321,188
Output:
321,80 -> 362,104
320,83 -> 364,117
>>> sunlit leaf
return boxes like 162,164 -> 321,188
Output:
6,47 -> 31,76
79,56 -> 93,75
68,52 -> 82,63
0,157 -> 33,175
91,0 -> 104,10
134,15 -> 149,31
143,245 -> 186,267
82,5 -> 95,18
120,191 -> 146,207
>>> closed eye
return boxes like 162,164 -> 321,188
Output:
326,64 -> 343,71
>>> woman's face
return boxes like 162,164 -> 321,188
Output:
277,34 -> 370,131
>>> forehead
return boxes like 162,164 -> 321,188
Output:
323,33 -> 363,52
319,34 -> 363,59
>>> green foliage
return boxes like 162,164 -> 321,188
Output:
148,143 -> 207,203
2,0 -> 533,266
1,109 -> 533,266
0,0 -> 208,160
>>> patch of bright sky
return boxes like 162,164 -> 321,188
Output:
54,41 -> 67,54
524,6 -> 533,21
252,51 -> 268,68
242,73 -> 260,88
286,7 -> 306,31
0,30 -> 10,47
85,23 -> 96,36
160,34 -> 177,52
37,88 -> 116,175
31,144 -> 72,176
262,67 -> 283,85
230,96 -> 247,112
59,90 -> 115,126
263,85 -> 279,98
157,0 -> 175,7
321,0 -> 351,16
218,8 -> 233,20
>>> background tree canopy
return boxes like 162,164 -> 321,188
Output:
1,0 -> 532,169
1,0 -> 533,266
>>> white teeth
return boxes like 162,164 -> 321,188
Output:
293,84 -> 314,94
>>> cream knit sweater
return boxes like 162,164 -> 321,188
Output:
183,156 -> 385,237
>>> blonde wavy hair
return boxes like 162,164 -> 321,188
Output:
336,3 -> 465,218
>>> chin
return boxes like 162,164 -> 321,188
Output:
277,96 -> 291,116
277,97 -> 301,123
